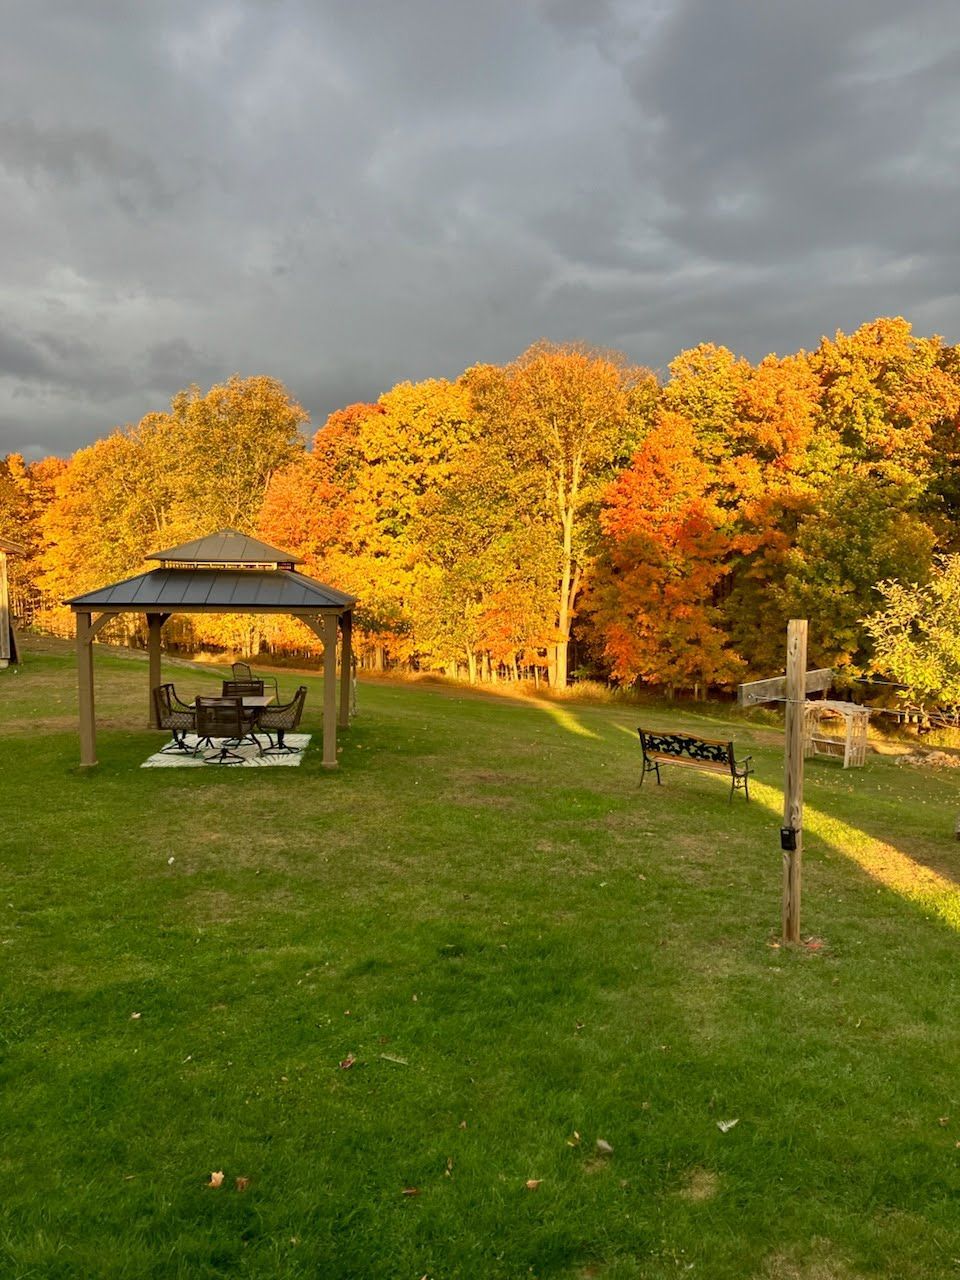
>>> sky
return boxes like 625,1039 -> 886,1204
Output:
2,0 -> 960,460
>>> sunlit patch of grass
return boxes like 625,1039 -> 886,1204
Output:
750,778 -> 960,930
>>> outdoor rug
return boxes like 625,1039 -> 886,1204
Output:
142,733 -> 311,768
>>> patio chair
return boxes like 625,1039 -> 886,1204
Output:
194,696 -> 259,764
222,678 -> 265,697
257,686 -> 308,755
152,683 -> 196,754
231,661 -> 279,699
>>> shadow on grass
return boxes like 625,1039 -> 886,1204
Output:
748,777 -> 960,928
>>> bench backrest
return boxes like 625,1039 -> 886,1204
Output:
638,729 -> 734,767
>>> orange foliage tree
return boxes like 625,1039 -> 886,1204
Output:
587,413 -> 743,693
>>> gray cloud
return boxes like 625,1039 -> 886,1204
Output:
0,0 -> 959,461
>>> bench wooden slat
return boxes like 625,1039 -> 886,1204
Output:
644,754 -> 728,773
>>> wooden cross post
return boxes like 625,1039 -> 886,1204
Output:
738,620 -> 830,944
781,619 -> 807,943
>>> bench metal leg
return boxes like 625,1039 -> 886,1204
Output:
640,759 -> 662,787
730,771 -> 751,802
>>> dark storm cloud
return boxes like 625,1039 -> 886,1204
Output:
1,0 -> 959,461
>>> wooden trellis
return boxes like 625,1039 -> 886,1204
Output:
803,700 -> 869,768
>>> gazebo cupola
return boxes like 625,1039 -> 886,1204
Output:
66,529 -> 356,770
147,529 -> 302,572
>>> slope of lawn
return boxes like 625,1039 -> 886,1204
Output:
3,637 -> 960,1279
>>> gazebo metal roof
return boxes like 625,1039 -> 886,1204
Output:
146,529 -> 304,566
66,529 -> 355,770
66,568 -> 355,612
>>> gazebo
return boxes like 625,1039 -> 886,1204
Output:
0,534 -> 25,668
66,529 -> 356,770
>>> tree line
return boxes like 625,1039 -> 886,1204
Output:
3,316 -> 960,697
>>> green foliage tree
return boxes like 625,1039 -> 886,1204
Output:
780,477 -> 935,670
865,556 -> 960,703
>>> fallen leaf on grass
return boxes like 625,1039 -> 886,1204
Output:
338,1056 -> 356,1070
130,1012 -> 141,1020
380,1053 -> 408,1065
401,1186 -> 421,1196
716,1119 -> 739,1133
938,1116 -> 950,1127
595,1138 -> 613,1156
235,1176 -> 250,1191
206,1171 -> 225,1188
525,1179 -> 542,1190
566,1131 -> 581,1147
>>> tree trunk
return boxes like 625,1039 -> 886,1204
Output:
466,649 -> 477,683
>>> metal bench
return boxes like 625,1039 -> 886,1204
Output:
637,728 -> 752,802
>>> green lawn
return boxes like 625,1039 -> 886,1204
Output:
3,639 -> 960,1279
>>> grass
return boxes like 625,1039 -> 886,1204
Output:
3,637 -> 960,1278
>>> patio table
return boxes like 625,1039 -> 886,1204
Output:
192,694 -> 275,752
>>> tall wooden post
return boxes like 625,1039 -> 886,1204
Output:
782,619 -> 807,943
147,613 -> 163,727
77,611 -> 97,768
322,611 -> 339,769
0,549 -> 10,668
338,609 -> 352,728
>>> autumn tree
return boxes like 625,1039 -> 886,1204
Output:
809,317 -> 960,491
38,375 -> 308,650
414,438 -> 557,679
469,343 -> 657,688
587,413 -> 743,694
0,453 -> 65,622
261,380 -> 479,665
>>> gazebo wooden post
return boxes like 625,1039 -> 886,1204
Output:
323,611 -> 339,768
77,611 -> 97,768
146,612 -> 169,727
338,609 -> 352,728
0,547 -> 10,669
